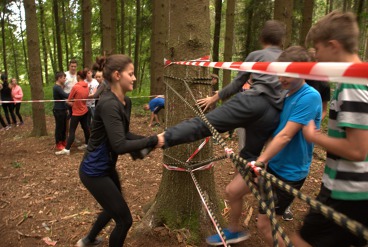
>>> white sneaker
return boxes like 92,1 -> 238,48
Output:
55,148 -> 70,155
77,144 -> 88,150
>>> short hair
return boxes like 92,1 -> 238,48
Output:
306,11 -> 359,53
143,104 -> 150,110
93,55 -> 133,83
1,73 -> 7,82
260,20 -> 286,46
55,71 -> 66,81
69,59 -> 77,65
277,46 -> 310,62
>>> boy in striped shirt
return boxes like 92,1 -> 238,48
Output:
292,11 -> 368,247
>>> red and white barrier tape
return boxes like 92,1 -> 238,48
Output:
166,59 -> 368,85
186,137 -> 210,162
0,95 -> 160,104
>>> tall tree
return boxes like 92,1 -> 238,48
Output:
82,0 -> 92,68
24,0 -> 47,136
133,0 -> 141,89
223,0 -> 236,88
299,0 -> 314,46
150,0 -> 167,95
101,0 -> 113,55
61,0 -> 69,67
274,0 -> 294,48
111,0 -> 117,54
120,0 -> 125,54
38,0 -> 49,84
212,0 -> 222,85
0,9 -> 8,74
137,0 -> 223,243
53,0 -> 63,71
7,21 -> 19,80
16,1 -> 29,79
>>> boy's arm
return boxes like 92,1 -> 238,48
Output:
257,121 -> 303,163
303,121 -> 368,161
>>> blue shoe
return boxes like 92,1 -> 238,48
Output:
206,228 -> 250,246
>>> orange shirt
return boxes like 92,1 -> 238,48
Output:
68,80 -> 89,116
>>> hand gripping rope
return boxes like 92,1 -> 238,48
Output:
163,74 -> 368,246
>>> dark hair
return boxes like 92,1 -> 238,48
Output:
93,54 -> 133,83
77,70 -> 87,80
260,20 -> 286,46
306,11 -> 359,53
69,59 -> 77,65
277,46 -> 310,62
55,71 -> 66,81
1,73 -> 7,82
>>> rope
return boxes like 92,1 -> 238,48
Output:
163,75 -> 368,245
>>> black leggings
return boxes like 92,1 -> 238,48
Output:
2,103 -> 16,125
53,109 -> 67,143
65,113 -> 90,149
79,168 -> 132,247
14,103 -> 23,123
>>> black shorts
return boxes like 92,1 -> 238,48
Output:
300,185 -> 368,247
153,105 -> 164,114
259,167 -> 305,215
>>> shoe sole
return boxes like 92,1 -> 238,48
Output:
206,234 -> 250,246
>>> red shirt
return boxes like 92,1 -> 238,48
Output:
68,80 -> 89,116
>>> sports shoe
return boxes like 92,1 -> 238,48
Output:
5,125 -> 11,130
76,237 -> 102,246
55,148 -> 70,155
206,228 -> 250,246
77,144 -> 88,150
55,142 -> 65,151
282,206 -> 293,221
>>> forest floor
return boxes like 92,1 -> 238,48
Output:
0,114 -> 325,247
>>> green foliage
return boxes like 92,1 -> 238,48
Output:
11,161 -> 22,168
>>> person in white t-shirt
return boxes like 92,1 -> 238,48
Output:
84,68 -> 99,128
64,59 -> 78,137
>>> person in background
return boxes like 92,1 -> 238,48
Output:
88,70 -> 108,106
52,72 -> 69,151
306,48 -> 330,120
0,74 -> 16,127
84,67 -> 99,128
76,54 -> 163,247
0,82 -> 10,130
64,59 -> 78,137
143,95 -> 165,127
55,70 -> 90,155
10,78 -> 24,126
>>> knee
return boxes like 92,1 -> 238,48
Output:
225,183 -> 239,201
115,212 -> 133,229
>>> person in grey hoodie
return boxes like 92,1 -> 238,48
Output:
160,20 -> 287,245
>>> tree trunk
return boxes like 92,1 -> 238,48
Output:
53,0 -> 63,71
128,15 -> 132,57
223,0 -> 236,88
7,18 -> 19,80
16,1 -> 29,79
120,0 -> 125,54
329,0 -> 334,12
133,0 -> 141,89
150,0 -> 167,95
111,0 -> 117,54
46,24 -> 57,76
38,0 -> 49,84
82,0 -> 92,68
299,0 -> 314,46
274,0 -> 294,48
24,0 -> 47,137
101,0 -> 113,55
61,0 -> 69,67
136,0 -> 223,244
212,0 -> 222,90
1,12 -> 7,75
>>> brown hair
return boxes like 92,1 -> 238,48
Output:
93,54 -> 133,83
277,46 -> 310,62
260,20 -> 286,46
77,70 -> 87,80
69,59 -> 77,65
55,72 -> 66,81
306,11 -> 359,53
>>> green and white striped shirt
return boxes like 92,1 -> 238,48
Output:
323,83 -> 368,200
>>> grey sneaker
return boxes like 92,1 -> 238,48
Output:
282,206 -> 293,221
76,237 -> 102,246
